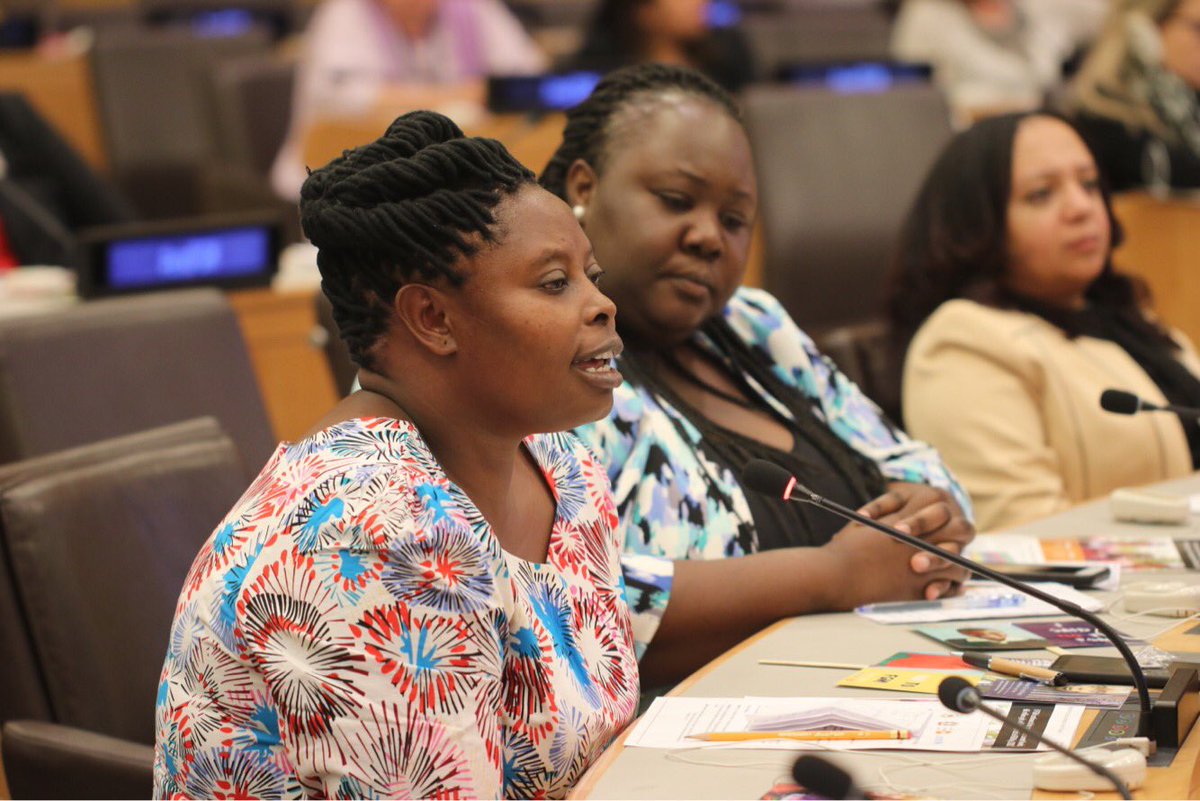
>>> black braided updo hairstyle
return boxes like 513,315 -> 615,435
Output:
539,63 -> 739,202
300,110 -> 535,370
539,63 -> 887,545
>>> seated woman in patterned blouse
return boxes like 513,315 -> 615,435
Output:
539,64 -> 977,685
154,112 -> 639,799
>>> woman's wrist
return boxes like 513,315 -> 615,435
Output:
791,543 -> 852,613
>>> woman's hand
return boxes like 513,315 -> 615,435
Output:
821,521 -> 968,610
854,482 -> 976,600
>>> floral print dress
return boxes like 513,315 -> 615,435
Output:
154,418 -> 639,799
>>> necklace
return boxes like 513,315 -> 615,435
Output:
661,347 -> 761,411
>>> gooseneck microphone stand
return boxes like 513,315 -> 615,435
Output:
741,459 -> 1154,739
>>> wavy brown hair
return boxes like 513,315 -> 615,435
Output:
885,111 -> 1178,350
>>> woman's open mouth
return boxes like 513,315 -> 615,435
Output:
572,347 -> 623,389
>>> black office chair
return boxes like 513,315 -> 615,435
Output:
741,5 -> 893,80
0,92 -> 135,266
0,418 -> 248,799
89,25 -> 278,219
815,318 -> 904,425
0,288 -> 276,469
743,82 -> 952,336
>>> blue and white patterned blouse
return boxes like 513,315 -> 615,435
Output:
575,287 -> 971,627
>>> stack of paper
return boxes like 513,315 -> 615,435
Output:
624,697 -> 1085,753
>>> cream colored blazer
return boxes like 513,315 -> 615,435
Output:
904,299 -> 1200,531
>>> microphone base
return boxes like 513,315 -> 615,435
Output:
1034,746 -> 1147,794
1151,667 -> 1200,749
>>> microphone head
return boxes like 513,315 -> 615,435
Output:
791,755 -> 861,800
741,459 -> 794,499
937,676 -> 981,713
1100,389 -> 1142,415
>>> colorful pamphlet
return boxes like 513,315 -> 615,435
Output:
1016,620 -> 1111,648
877,652 -> 976,670
836,652 -> 983,695
965,534 -> 1198,571
914,622 -> 1049,651
837,667 -> 982,695
978,678 -> 1132,708
1041,537 -> 1186,570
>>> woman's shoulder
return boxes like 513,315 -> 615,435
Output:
528,429 -> 600,471
307,0 -> 373,31
284,417 -> 423,467
907,300 -> 1060,379
266,418 -> 439,520
914,299 -> 1047,343
723,287 -> 812,342
720,287 -> 822,369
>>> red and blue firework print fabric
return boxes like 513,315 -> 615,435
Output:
153,418 -> 639,799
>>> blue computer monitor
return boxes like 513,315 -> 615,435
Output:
76,213 -> 281,297
486,72 -> 602,114
778,61 -> 932,94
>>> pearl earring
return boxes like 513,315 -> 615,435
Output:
572,204 -> 586,221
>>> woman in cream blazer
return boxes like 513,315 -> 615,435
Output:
891,112 -> 1200,531
904,299 -> 1198,530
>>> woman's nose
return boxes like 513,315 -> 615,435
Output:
585,279 -> 617,325
682,213 -> 722,260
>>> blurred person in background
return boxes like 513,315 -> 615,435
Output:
890,112 -> 1200,531
0,92 -> 134,267
1072,0 -> 1200,191
271,0 -> 546,199
892,0 -> 1105,123
562,0 -> 754,93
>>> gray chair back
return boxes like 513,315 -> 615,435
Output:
90,26 -> 270,173
211,55 -> 296,177
0,288 -> 276,469
742,5 -> 893,79
0,418 -> 246,743
743,82 -> 952,334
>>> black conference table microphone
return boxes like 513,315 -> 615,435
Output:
937,677 -> 1133,799
1101,388 -> 1200,420
739,459 -> 1155,739
791,755 -> 863,800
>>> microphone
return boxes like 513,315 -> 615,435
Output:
1101,388 -> 1200,420
791,754 -> 863,800
740,459 -> 1154,739
937,677 -> 1133,800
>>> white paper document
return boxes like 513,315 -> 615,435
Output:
854,581 -> 1105,625
624,696 -> 1084,753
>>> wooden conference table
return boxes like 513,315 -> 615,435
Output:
573,474 -> 1200,800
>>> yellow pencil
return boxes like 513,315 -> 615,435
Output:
688,729 -> 911,742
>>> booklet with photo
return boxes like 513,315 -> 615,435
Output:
914,622 -> 1049,651
978,678 -> 1132,708
1016,620 -> 1118,649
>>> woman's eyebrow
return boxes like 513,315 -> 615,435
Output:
529,243 -> 595,269
665,167 -> 754,201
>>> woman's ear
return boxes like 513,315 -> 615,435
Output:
393,284 -> 457,356
565,158 -> 599,219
